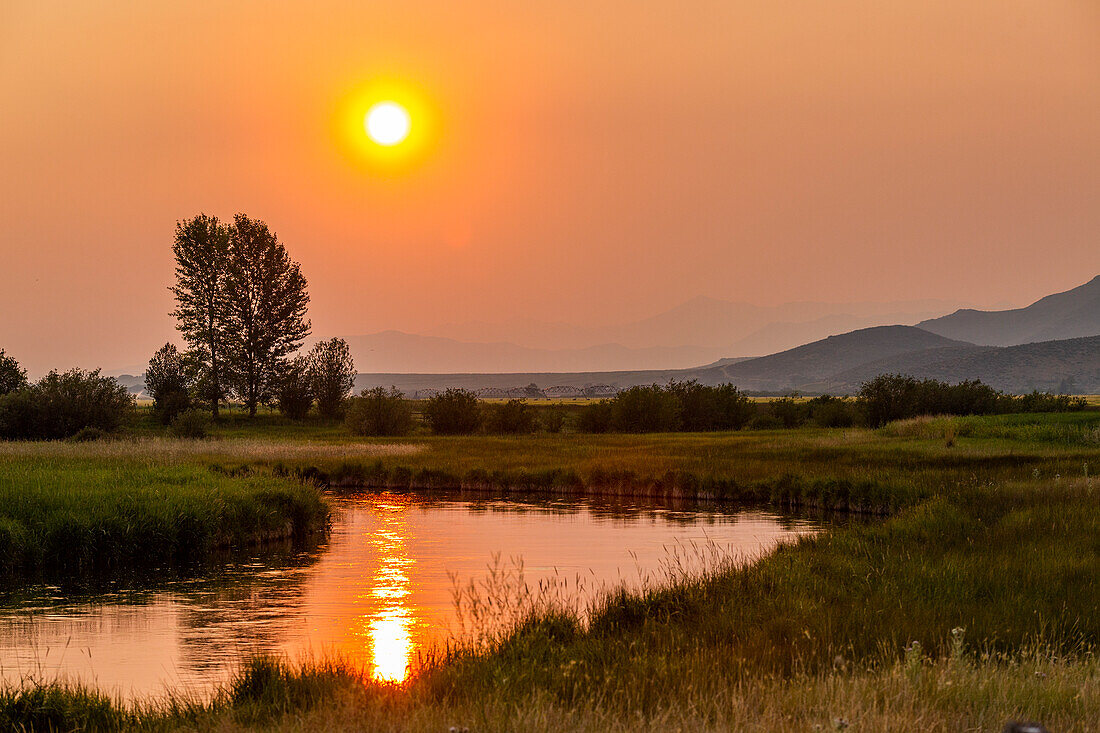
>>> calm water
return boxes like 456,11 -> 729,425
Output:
0,492 -> 821,700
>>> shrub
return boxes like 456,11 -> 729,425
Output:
144,343 -> 192,424
577,400 -> 613,433
345,387 -> 414,436
668,380 -> 753,431
609,385 -> 681,433
540,407 -> 567,433
768,396 -> 808,428
808,395 -> 859,428
276,357 -> 313,420
67,427 -> 109,443
0,369 -> 133,440
484,399 -> 537,434
0,349 -> 27,396
747,414 -> 784,430
307,338 -> 356,419
169,409 -> 210,439
423,388 -> 481,435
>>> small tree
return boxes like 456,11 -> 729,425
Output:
276,357 -> 313,419
484,399 -> 536,434
0,350 -> 27,396
345,387 -> 414,436
308,338 -> 356,419
424,388 -> 481,435
610,385 -> 680,433
145,343 -> 192,424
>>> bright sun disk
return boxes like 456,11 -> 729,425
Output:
365,101 -> 411,146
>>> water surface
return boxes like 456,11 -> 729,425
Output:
0,492 -> 821,700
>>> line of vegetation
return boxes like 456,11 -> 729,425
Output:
0,455 -> 329,577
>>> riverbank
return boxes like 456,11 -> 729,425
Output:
0,454 -> 329,577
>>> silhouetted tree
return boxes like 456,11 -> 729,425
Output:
171,214 -> 231,417
221,214 -> 310,417
276,356 -> 313,419
484,399 -> 537,434
144,343 -> 192,424
308,337 -> 355,419
0,349 -> 27,396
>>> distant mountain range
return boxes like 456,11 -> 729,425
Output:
918,275 -> 1100,346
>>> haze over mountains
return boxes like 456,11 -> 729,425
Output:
343,297 -> 962,374
344,277 -> 1100,396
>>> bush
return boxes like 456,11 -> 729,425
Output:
0,349 -> 27,396
308,338 -> 356,419
609,385 -> 681,433
768,397 -> 808,428
67,427 -> 109,443
144,343 -> 192,424
540,407 -> 567,433
345,387 -> 414,436
483,399 -> 537,434
0,369 -> 133,440
577,400 -> 613,433
169,409 -> 210,439
668,380 -> 754,431
276,357 -> 313,420
746,414 -> 784,430
423,388 -> 482,435
808,395 -> 860,428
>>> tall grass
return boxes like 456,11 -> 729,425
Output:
0,455 -> 329,576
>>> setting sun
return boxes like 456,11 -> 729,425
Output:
365,102 -> 411,146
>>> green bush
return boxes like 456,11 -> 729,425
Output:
768,397 -> 808,428
540,407 -> 567,433
668,380 -> 754,431
345,387 -> 414,436
0,370 -> 133,440
577,400 -> 613,433
609,385 -> 681,433
424,389 -> 482,435
483,399 -> 537,434
808,395 -> 860,428
169,409 -> 210,439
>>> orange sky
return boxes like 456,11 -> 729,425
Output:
1,1 -> 1099,374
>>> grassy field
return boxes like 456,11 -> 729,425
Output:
3,411 -> 1100,729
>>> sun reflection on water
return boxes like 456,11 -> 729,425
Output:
364,504 -> 415,682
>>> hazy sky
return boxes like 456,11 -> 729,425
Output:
2,1 -> 1099,374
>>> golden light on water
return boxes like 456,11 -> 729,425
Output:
364,505 -> 415,682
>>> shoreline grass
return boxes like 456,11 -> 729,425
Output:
0,455 -> 329,577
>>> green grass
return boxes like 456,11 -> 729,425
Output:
3,411 -> 1100,729
0,454 -> 329,577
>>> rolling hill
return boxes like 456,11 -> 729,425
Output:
918,275 -> 1100,346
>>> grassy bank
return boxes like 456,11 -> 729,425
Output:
0,454 -> 330,577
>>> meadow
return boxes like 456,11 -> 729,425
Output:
2,410 -> 1100,729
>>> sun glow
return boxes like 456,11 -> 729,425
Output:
335,80 -> 435,170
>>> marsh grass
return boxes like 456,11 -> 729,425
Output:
0,455 -> 329,576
